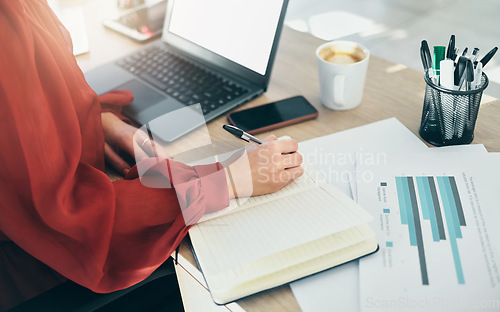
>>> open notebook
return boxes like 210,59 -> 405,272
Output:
189,166 -> 378,304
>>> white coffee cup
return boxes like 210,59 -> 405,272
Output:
316,41 -> 370,110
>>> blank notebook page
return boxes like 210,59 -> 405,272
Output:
198,168 -> 317,223
190,183 -> 373,274
218,224 -> 376,285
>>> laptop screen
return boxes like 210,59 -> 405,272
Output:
168,0 -> 284,76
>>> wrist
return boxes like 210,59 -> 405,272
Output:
224,167 -> 236,199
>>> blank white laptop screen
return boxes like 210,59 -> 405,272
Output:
168,0 -> 284,75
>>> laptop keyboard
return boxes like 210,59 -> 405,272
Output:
116,44 -> 249,115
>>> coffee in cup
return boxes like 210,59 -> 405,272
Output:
316,41 -> 370,110
318,45 -> 367,65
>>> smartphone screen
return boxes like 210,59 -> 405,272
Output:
105,1 -> 167,41
228,96 -> 318,134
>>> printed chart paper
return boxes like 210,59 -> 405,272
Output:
357,153 -> 500,312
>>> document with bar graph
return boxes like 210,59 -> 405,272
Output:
356,152 -> 500,312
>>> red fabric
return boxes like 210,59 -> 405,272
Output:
0,1 -> 229,310
99,90 -> 133,123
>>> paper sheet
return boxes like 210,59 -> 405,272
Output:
298,118 -> 428,198
357,152 -> 500,312
198,167 -> 316,223
290,120 -> 489,312
352,143 -> 488,202
291,118 -> 429,312
48,1 -> 90,56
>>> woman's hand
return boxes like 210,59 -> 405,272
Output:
101,112 -> 170,175
223,135 -> 304,198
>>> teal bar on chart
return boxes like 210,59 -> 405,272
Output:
396,177 -> 416,245
395,177 -> 408,225
416,177 -> 430,220
448,176 -> 466,226
427,177 -> 447,240
401,177 -> 417,246
436,176 -> 465,284
437,177 -> 462,239
396,177 -> 429,285
416,177 -> 440,242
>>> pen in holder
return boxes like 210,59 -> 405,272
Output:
419,71 -> 488,146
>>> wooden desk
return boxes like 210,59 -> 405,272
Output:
165,27 -> 500,311
74,2 -> 500,310
76,18 -> 500,153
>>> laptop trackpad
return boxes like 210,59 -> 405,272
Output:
118,79 -> 170,116
116,79 -> 204,142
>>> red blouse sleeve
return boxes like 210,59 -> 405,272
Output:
99,90 -> 134,123
0,0 -> 229,294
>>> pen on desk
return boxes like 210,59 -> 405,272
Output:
223,124 -> 263,144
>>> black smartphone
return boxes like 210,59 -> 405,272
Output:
103,0 -> 167,42
227,96 -> 318,134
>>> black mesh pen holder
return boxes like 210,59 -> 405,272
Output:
419,71 -> 488,146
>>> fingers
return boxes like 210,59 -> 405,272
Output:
247,134 -> 275,149
133,140 -> 150,162
275,139 -> 299,154
261,138 -> 301,169
262,138 -> 298,154
282,165 -> 304,180
275,166 -> 304,190
132,131 -> 172,161
281,151 -> 303,169
139,137 -> 172,159
103,114 -> 172,164
104,143 -> 131,176
133,132 -> 153,161
151,141 -> 172,159
265,151 -> 302,171
263,135 -> 277,142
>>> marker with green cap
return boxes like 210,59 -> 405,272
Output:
433,46 -> 446,84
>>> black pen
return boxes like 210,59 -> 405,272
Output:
223,125 -> 263,144
480,47 -> 498,67
420,40 -> 433,73
461,46 -> 469,56
472,48 -> 480,63
446,35 -> 455,59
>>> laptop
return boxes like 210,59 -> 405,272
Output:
85,0 -> 289,142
